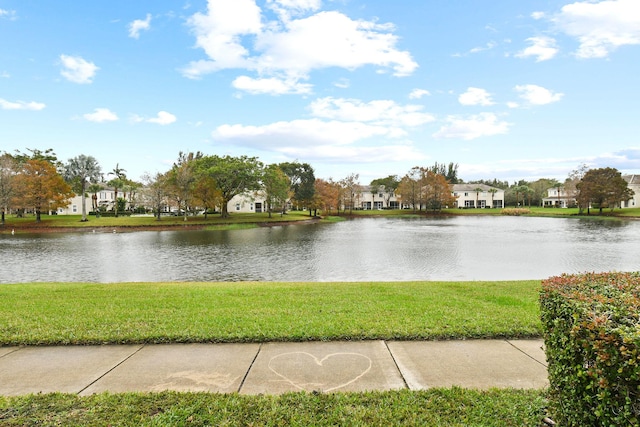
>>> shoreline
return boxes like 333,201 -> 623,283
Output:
1,217 -> 322,234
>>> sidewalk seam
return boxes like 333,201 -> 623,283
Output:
506,340 -> 547,367
77,344 -> 146,395
383,341 -> 409,390
0,347 -> 23,359
238,343 -> 262,393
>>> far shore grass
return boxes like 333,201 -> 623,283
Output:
0,281 -> 541,345
2,206 -> 638,234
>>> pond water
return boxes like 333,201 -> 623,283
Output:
1,216 -> 640,283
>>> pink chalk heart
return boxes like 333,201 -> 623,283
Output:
268,351 -> 372,392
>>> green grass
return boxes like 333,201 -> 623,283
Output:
0,281 -> 542,345
0,389 -> 548,426
0,211 -> 314,232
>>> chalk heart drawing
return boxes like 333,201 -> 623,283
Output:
268,352 -> 373,392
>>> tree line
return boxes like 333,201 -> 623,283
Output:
0,149 -> 634,225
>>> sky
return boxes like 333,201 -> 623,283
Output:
1,0 -> 639,185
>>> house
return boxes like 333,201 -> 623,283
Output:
621,175 -> 640,208
356,185 -> 401,210
542,187 -> 575,208
451,184 -> 504,208
57,186 -> 137,215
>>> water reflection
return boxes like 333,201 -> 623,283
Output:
1,216 -> 639,283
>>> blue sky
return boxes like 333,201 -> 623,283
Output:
1,0 -> 639,184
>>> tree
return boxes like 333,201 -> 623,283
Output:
473,187 -> 483,209
192,175 -> 222,219
566,164 -> 590,213
87,183 -> 103,217
167,152 -> 201,221
397,167 -> 422,212
107,164 -> 127,217
488,188 -> 498,208
195,155 -> 263,218
17,159 -> 74,222
279,161 -> 315,215
429,162 -> 460,184
339,173 -> 360,214
424,171 -> 456,211
262,164 -> 290,218
577,167 -> 635,215
141,172 -> 170,220
370,175 -> 399,208
64,155 -> 102,221
0,153 -> 17,226
314,178 -> 341,215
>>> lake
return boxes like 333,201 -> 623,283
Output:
1,216 -> 639,283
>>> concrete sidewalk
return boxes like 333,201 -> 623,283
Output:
0,339 -> 548,396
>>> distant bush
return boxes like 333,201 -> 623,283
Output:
540,272 -> 640,426
501,208 -> 531,216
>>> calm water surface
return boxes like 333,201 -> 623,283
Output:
2,216 -> 639,283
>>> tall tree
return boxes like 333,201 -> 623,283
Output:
339,173 -> 360,214
279,161 -> 315,214
397,167 -> 422,212
17,159 -> 74,222
195,155 -> 263,218
429,162 -> 460,184
370,175 -> 399,208
167,152 -> 201,221
64,155 -> 102,221
107,164 -> 127,217
314,178 -> 341,215
262,164 -> 290,217
577,167 -> 634,215
424,171 -> 457,211
192,175 -> 222,219
141,172 -> 170,220
0,153 -> 17,226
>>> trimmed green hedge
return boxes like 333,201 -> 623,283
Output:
541,272 -> 640,426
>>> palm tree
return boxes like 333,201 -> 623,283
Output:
488,188 -> 498,208
108,164 -> 127,217
87,183 -> 103,217
473,187 -> 483,208
64,155 -> 102,221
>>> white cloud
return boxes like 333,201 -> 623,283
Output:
211,118 -> 424,163
516,36 -> 559,61
132,111 -> 177,125
183,1 -> 417,90
458,87 -> 494,106
83,108 -> 118,122
59,54 -> 99,84
129,14 -> 152,39
267,0 -> 321,21
409,88 -> 430,99
469,41 -> 497,54
531,11 -> 546,20
333,78 -> 350,89
0,8 -> 17,20
0,98 -> 46,111
514,84 -> 563,105
309,97 -> 435,127
553,0 -> 640,58
433,113 -> 510,140
232,75 -> 313,94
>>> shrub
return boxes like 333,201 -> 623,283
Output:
501,208 -> 531,216
540,272 -> 640,426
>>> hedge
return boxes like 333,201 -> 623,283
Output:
540,272 -> 640,426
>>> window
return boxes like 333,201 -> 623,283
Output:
464,192 -> 468,196
72,205 -> 77,213
235,203 -> 240,211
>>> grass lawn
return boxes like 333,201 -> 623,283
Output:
0,281 -> 541,345
0,389 -> 548,426
0,281 -> 547,425
0,210 -> 315,232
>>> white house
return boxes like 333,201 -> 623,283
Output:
542,187 -> 574,208
451,184 -> 504,208
622,175 -> 640,208
356,185 -> 401,210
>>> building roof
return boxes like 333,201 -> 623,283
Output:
451,184 -> 502,192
